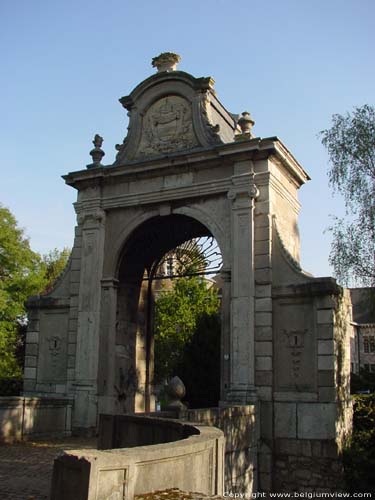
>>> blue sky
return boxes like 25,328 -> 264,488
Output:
1,0 -> 374,279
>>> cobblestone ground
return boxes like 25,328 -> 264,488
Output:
0,437 -> 96,500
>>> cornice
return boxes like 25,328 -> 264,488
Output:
63,136 -> 308,192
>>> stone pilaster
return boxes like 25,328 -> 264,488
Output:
225,166 -> 258,404
220,268 -> 231,401
97,277 -> 119,416
73,208 -> 106,432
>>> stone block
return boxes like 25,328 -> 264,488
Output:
254,214 -> 270,228
255,298 -> 272,312
318,355 -> 334,370
318,370 -> 335,387
317,309 -> 334,325
255,255 -> 271,269
68,332 -> 77,343
316,296 -> 336,309
297,403 -> 336,439
254,240 -> 271,256
260,401 -> 273,439
318,340 -> 334,355
311,441 -> 322,457
70,270 -> 81,284
275,402 -> 297,438
69,307 -> 78,320
255,341 -> 272,356
23,380 -> 36,392
273,391 -> 317,402
255,326 -> 273,341
255,269 -> 272,284
317,324 -> 333,339
301,440 -> 312,457
257,386 -> 272,401
28,319 -> 39,331
68,356 -> 76,368
56,385 -> 67,394
258,452 -> 272,473
24,356 -> 37,368
26,331 -> 39,343
69,318 -> 78,330
258,472 -> 272,492
319,387 -> 336,402
70,282 -> 80,295
70,246 -> 82,259
255,226 -> 271,241
255,312 -> 272,327
255,370 -> 272,386
68,343 -> 77,355
321,440 -> 339,458
24,367 -> 37,379
67,369 -> 75,380
70,296 -> 79,308
25,344 -> 38,356
255,284 -> 272,298
275,438 -> 299,455
255,356 -> 272,371
70,258 -> 81,271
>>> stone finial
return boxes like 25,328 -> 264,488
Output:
166,376 -> 187,411
238,111 -> 255,134
152,52 -> 181,73
88,134 -> 105,168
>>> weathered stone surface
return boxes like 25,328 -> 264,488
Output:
297,403 -> 336,439
21,54 -> 352,495
275,403 -> 297,438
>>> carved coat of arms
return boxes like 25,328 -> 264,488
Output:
139,96 -> 198,156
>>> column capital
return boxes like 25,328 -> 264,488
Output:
76,208 -> 106,227
101,277 -> 119,289
228,171 -> 259,205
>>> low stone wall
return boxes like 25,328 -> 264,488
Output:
187,405 -> 257,493
0,396 -> 72,443
274,438 -> 344,492
51,415 -> 224,500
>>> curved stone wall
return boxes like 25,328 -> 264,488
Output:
50,415 -> 224,500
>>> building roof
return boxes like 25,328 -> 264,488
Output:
350,288 -> 375,324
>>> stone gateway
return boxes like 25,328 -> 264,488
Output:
23,53 -> 352,493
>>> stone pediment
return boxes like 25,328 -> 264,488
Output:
113,55 -> 239,165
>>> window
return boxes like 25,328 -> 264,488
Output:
364,336 -> 369,353
370,336 -> 375,353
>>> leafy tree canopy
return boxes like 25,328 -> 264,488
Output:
154,276 -> 220,383
320,104 -> 375,286
0,204 -> 70,378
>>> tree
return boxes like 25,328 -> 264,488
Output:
176,312 -> 221,408
320,104 -> 375,286
0,204 -> 70,381
154,276 -> 220,383
40,247 -> 71,293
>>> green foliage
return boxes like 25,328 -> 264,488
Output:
176,312 -> 221,408
40,247 -> 71,293
154,276 -> 220,383
343,394 -> 375,492
320,104 -> 375,286
0,204 -> 70,383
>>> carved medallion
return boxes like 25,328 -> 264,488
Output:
137,96 -> 198,157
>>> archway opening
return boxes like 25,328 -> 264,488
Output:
116,214 -> 223,412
